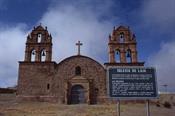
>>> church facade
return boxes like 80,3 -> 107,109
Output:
17,25 -> 144,104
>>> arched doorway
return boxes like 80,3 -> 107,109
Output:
70,85 -> 85,104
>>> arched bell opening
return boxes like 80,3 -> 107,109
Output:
115,49 -> 120,63
41,49 -> 46,62
119,32 -> 124,43
126,49 -> 132,63
31,49 -> 36,62
37,33 -> 42,43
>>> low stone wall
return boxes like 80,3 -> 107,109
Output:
0,88 -> 16,93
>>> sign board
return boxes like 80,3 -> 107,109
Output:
108,67 -> 158,99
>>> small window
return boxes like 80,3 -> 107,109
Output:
37,33 -> 42,43
47,83 -> 50,90
95,88 -> 99,94
75,66 -> 81,75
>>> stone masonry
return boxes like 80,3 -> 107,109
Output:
17,25 -> 144,104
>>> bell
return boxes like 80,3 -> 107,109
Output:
42,52 -> 46,56
127,52 -> 131,57
32,51 -> 35,55
116,51 -> 119,55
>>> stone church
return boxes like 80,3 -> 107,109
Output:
17,25 -> 144,104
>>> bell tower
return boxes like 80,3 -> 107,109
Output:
24,25 -> 52,62
106,26 -> 144,66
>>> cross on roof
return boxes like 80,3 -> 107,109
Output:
76,41 -> 83,55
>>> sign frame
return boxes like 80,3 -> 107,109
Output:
107,66 -> 158,100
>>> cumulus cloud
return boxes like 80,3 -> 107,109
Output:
0,0 -> 174,92
0,0 -> 118,87
142,0 -> 175,92
40,0 -> 117,62
0,24 -> 26,87
148,41 -> 175,92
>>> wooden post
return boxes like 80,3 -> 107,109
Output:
146,100 -> 150,116
117,100 -> 120,116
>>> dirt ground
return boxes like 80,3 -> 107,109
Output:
0,94 -> 175,116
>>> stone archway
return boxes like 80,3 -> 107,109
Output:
70,85 -> 85,104
65,76 -> 91,104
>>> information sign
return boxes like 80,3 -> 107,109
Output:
108,67 -> 158,99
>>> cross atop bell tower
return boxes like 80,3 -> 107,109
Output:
76,41 -> 83,55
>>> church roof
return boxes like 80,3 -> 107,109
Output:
57,55 -> 105,69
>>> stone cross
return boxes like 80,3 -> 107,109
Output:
76,41 -> 83,55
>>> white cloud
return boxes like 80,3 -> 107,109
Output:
2,0 -> 174,92
0,25 -> 26,87
40,2 -> 116,62
142,0 -> 175,92
0,0 -> 118,87
148,41 -> 175,92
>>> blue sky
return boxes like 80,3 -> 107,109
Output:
0,0 -> 175,92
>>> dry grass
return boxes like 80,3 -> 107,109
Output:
0,94 -> 175,116
1,102 -> 175,116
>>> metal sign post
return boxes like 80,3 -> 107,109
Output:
108,67 -> 158,99
146,100 -> 150,116
107,67 -> 158,116
117,100 -> 120,116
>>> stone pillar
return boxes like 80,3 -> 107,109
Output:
45,48 -> 52,62
35,50 -> 40,62
87,88 -> 90,104
45,51 -> 49,62
120,51 -> 126,63
64,82 -> 68,104
24,46 -> 30,61
131,51 -> 137,63
24,51 -> 30,61
109,51 -> 115,63
109,45 -> 115,63
49,50 -> 52,61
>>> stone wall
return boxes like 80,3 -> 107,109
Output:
17,55 -> 108,104
17,62 -> 57,102
54,55 -> 107,104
